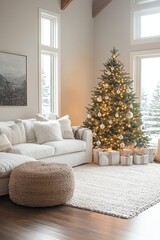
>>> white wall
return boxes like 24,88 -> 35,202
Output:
0,0 -> 94,125
94,0 -> 130,85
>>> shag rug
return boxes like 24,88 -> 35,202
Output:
66,163 -> 160,219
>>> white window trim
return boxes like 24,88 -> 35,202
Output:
39,8 -> 61,116
131,0 -> 160,44
130,49 -> 160,101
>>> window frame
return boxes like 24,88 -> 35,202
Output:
131,0 -> 160,44
39,9 -> 61,116
130,49 -> 160,101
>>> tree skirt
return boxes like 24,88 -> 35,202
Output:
66,163 -> 160,219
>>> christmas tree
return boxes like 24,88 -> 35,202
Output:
83,47 -> 149,150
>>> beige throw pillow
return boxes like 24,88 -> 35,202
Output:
0,133 -> 12,152
58,115 -> 74,139
0,122 -> 26,145
34,120 -> 63,144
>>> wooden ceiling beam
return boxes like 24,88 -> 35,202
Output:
61,0 -> 73,10
92,0 -> 112,18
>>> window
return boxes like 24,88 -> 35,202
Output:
131,50 -> 160,146
131,0 -> 160,146
39,9 -> 60,115
131,0 -> 160,43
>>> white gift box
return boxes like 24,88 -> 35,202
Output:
143,147 -> 156,163
120,155 -> 133,166
133,154 -> 149,165
99,150 -> 120,166
93,148 -> 105,164
134,148 -> 156,163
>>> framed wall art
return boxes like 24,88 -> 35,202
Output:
0,51 -> 27,106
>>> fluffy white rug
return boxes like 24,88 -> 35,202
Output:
66,163 -> 160,218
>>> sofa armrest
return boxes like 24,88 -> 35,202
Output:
72,126 -> 93,162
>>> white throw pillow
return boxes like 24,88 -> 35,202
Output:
58,115 -> 74,139
0,122 -> 26,145
36,114 -> 49,121
34,120 -> 63,144
16,118 -> 36,143
0,133 -> 12,152
36,113 -> 57,121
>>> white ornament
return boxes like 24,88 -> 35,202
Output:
120,142 -> 125,148
92,132 -> 97,138
127,88 -> 131,93
100,123 -> 105,129
126,111 -> 133,119
109,120 -> 113,124
98,112 -> 102,117
105,95 -> 109,100
133,141 -> 137,147
111,67 -> 114,71
130,104 -> 133,109
115,112 -> 119,118
128,123 -> 131,128
118,134 -> 123,140
97,96 -> 102,102
106,70 -> 111,76
96,140 -> 101,146
87,114 -> 91,118
116,89 -> 120,94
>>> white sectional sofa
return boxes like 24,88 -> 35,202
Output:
0,117 -> 93,196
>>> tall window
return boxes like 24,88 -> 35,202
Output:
131,0 -> 160,146
39,9 -> 60,115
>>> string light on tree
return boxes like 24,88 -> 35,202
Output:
83,47 -> 149,150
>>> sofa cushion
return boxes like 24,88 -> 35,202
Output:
0,121 -> 15,127
34,121 -> 63,143
0,153 -> 36,178
0,133 -> 12,152
44,139 -> 86,156
16,118 -> 36,143
58,115 -> 74,139
10,143 -> 55,160
0,122 -> 26,145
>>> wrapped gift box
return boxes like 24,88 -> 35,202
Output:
99,150 -> 120,166
120,155 -> 133,166
93,148 -> 105,164
134,147 -> 156,163
133,154 -> 149,165
143,147 -> 156,163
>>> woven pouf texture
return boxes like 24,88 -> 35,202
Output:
9,161 -> 75,207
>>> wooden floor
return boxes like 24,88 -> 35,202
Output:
0,195 -> 160,240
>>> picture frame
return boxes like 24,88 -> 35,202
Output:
0,51 -> 27,106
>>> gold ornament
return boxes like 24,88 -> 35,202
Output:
109,120 -> 113,124
116,89 -> 120,94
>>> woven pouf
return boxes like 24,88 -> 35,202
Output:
9,161 -> 75,207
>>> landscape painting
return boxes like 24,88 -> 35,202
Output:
0,52 -> 27,106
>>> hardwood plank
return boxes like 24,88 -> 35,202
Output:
61,0 -> 73,10
0,195 -> 160,240
92,0 -> 112,18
